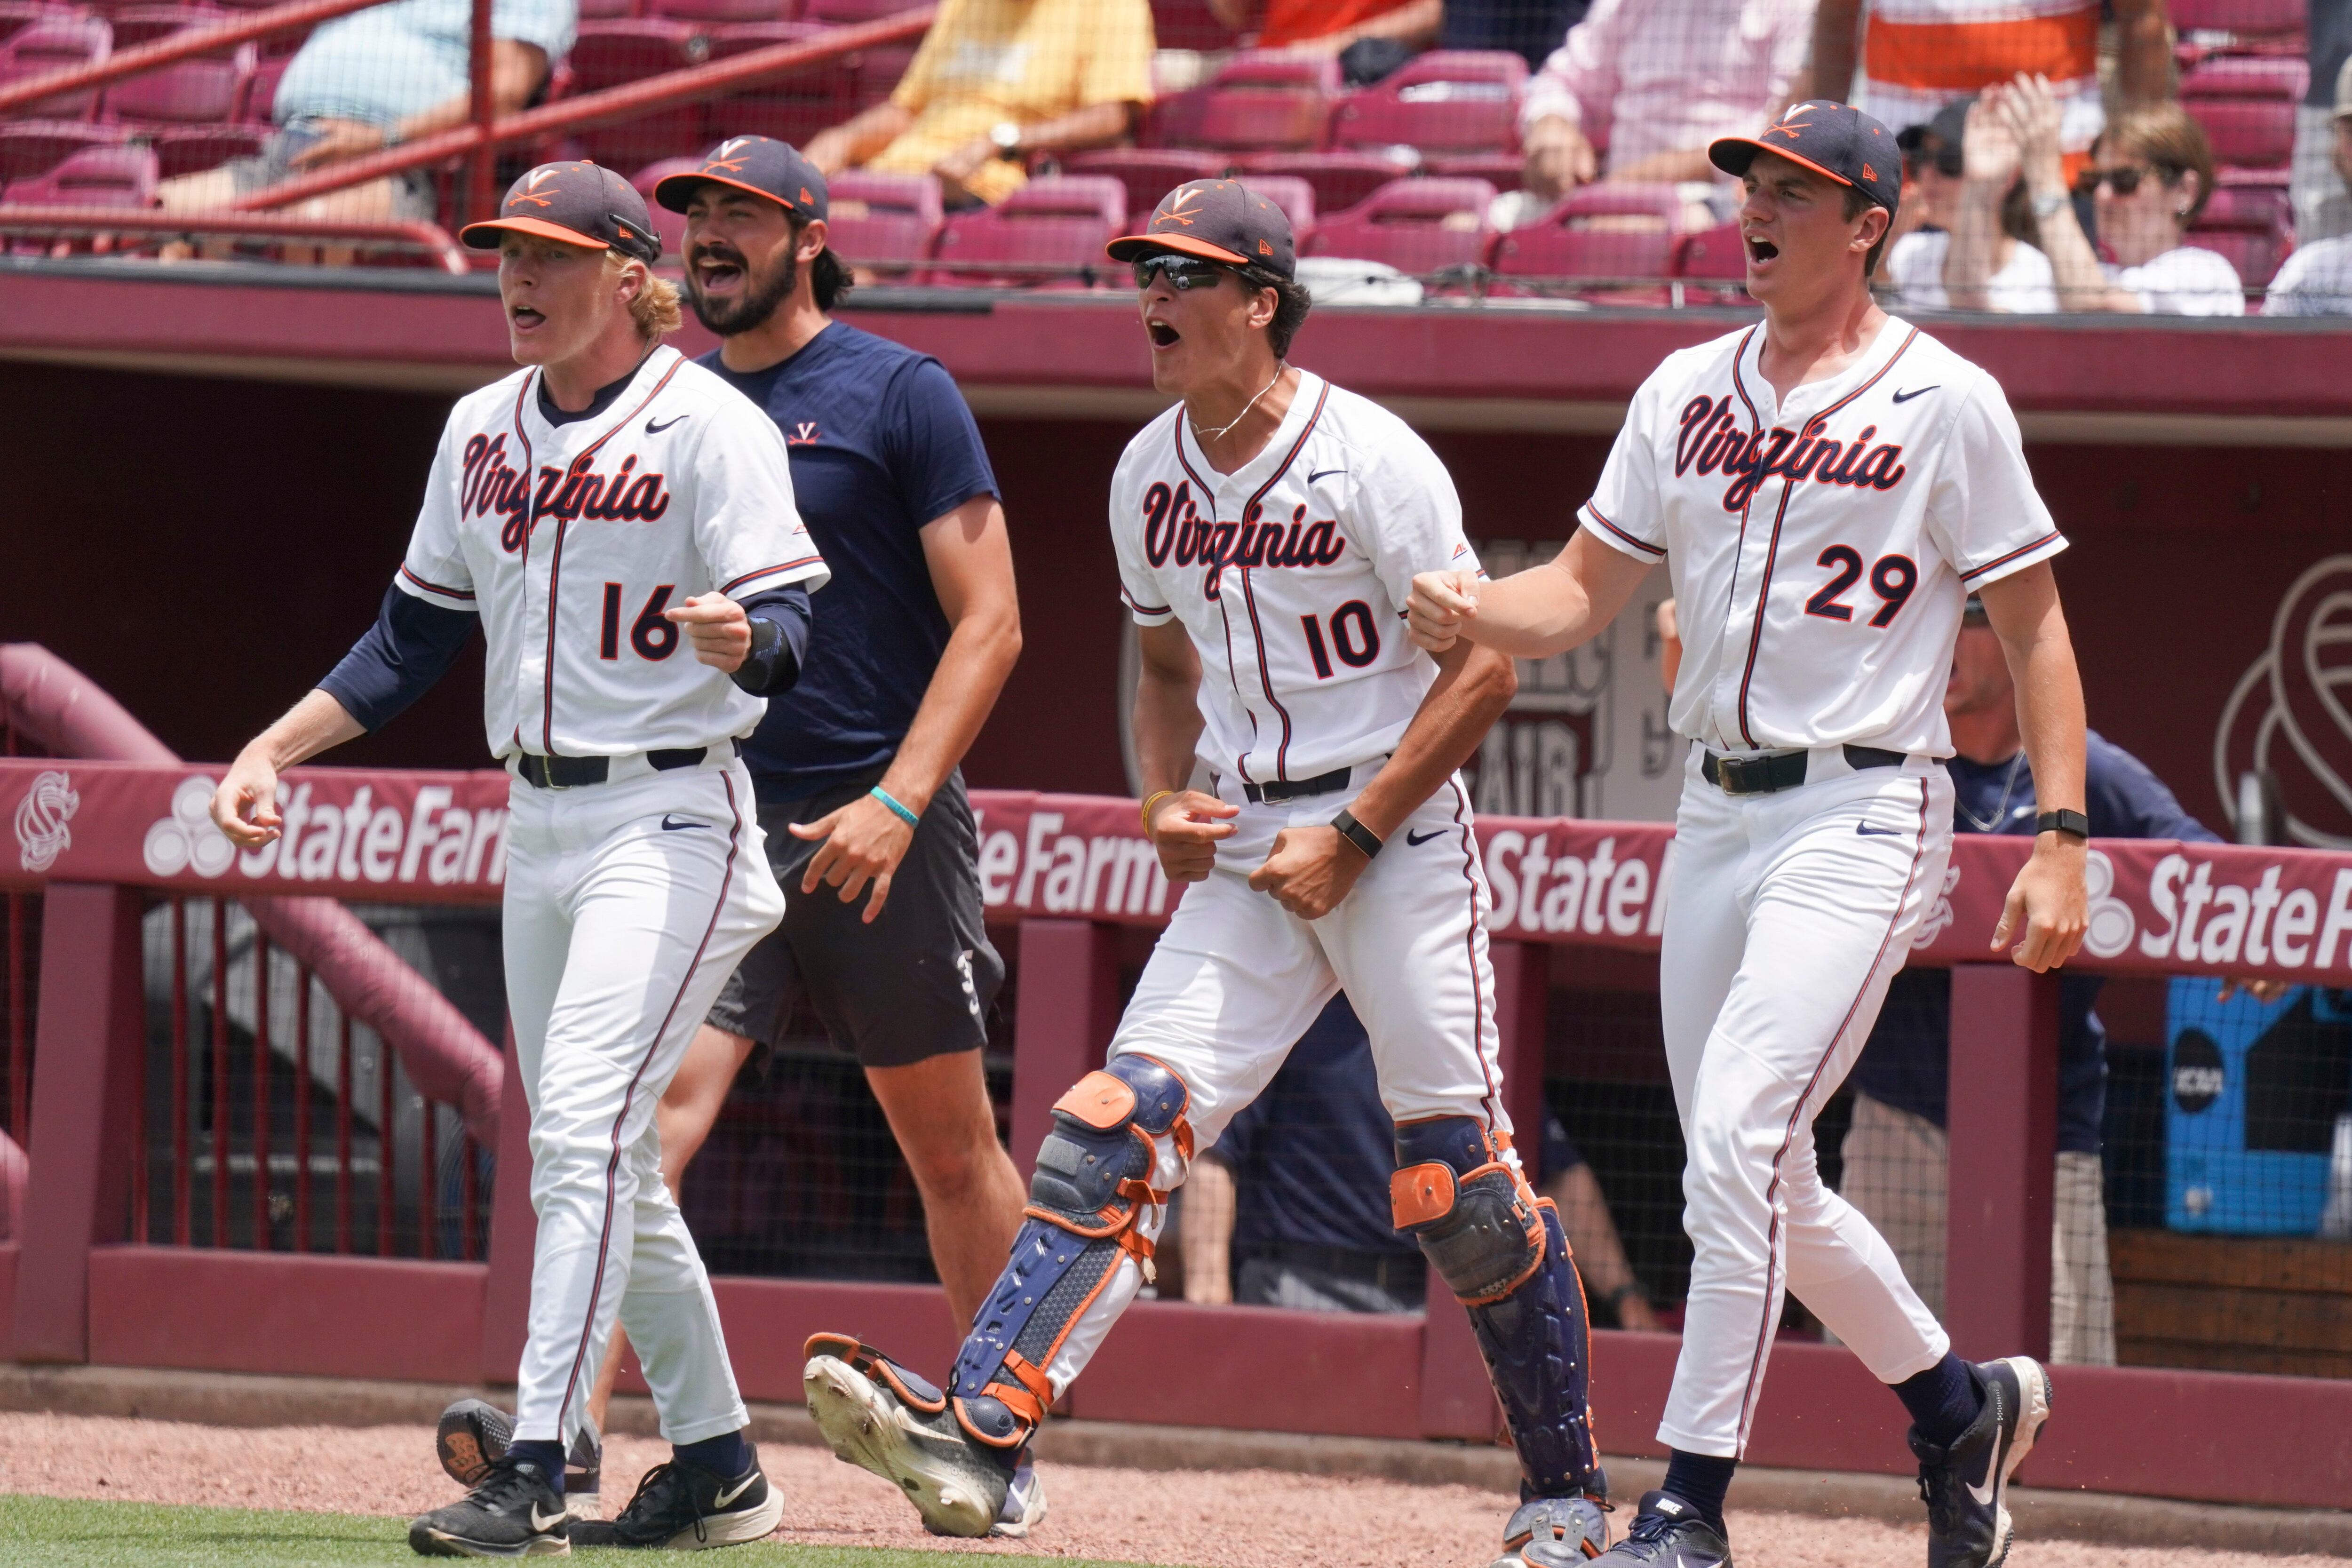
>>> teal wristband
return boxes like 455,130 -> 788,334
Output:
870,785 -> 920,828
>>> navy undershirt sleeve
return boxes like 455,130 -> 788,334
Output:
730,584 -> 812,697
888,357 -> 1000,527
318,586 -> 477,732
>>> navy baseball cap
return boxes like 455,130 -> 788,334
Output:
461,160 -> 661,263
653,135 -> 828,221
1106,178 -> 1295,278
1710,100 -> 1903,214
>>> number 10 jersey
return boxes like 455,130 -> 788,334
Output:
1110,370 -> 1485,785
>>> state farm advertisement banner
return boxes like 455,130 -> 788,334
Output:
8,760 -> 2352,982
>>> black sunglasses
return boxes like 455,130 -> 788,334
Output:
1133,254 -> 1233,291
2074,164 -> 2151,197
1906,144 -> 1963,179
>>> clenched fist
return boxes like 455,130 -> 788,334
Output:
1406,569 -> 1481,652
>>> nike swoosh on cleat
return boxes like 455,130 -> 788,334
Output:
660,815 -> 706,831
1405,828 -> 1446,846
713,1473 -> 760,1509
647,414 -> 691,433
530,1504 -> 566,1532
1891,386 -> 1939,404
1856,822 -> 1905,836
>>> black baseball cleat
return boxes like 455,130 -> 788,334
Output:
1496,1492 -> 1611,1565
1911,1356 -> 2053,1568
566,1453 -> 785,1549
1588,1492 -> 1733,1567
435,1400 -> 602,1520
408,1455 -> 571,1557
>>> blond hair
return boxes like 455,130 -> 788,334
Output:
604,249 -> 683,339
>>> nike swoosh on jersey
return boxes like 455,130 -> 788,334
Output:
660,815 -> 707,831
713,1472 -> 760,1508
1306,468 -> 1346,483
1856,822 -> 1906,837
1890,386 -> 1939,403
1405,828 -> 1446,846
646,414 -> 691,433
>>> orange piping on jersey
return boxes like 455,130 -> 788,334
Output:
1864,8 -> 2098,93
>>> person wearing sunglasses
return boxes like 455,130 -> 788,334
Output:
802,178 -> 1621,1568
1885,96 -> 2058,313
1997,73 -> 2244,314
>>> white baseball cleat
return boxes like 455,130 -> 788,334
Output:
802,1339 -> 1015,1540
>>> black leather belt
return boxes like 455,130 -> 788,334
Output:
1242,765 -> 1354,804
1702,744 -> 1906,796
514,744 -> 725,790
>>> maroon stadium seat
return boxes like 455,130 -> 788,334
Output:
569,19 -> 711,167
105,43 -> 255,127
1236,171 -> 1314,248
1670,219 -> 1750,303
2169,0 -> 2304,60
1061,148 -> 1224,222
649,0 -> 790,23
1329,49 -> 1526,156
926,173 -> 1124,287
1425,149 -> 1524,191
850,42 -> 913,107
706,22 -> 844,149
802,0 -> 923,17
1184,49 -> 1340,152
103,2 -> 222,47
629,155 -> 698,255
0,14 -> 113,119
2,139 -> 157,203
2181,56 -> 2306,171
1489,183 -> 1683,300
151,121 -> 265,176
1150,0 -> 1238,52
1230,147 -> 1415,215
236,52 -> 283,120
578,0 -> 637,18
826,167 -> 940,276
2193,181 -> 2293,290
0,1 -> 67,46
1304,175 -> 1495,277
0,118 -> 124,182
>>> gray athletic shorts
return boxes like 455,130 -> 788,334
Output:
706,766 -> 1003,1069
228,119 -> 437,221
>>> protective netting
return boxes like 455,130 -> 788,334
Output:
1,0 -> 2341,309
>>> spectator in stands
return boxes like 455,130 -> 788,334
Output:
1440,0 -> 1591,71
799,0 -> 1152,209
1886,95 -> 2058,312
1512,0 -> 1811,217
1806,0 -> 2171,171
1181,996 -> 1659,1330
2002,75 -> 2244,313
2294,0 -> 2352,244
1840,595 -> 2235,1367
1208,0 -> 1441,56
2268,56 -> 2352,314
158,0 -> 573,224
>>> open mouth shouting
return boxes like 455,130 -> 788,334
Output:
1745,233 -> 1780,267
1145,316 -> 1181,350
690,241 -> 746,299
509,302 -> 547,333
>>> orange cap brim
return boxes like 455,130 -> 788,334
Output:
1708,136 -> 1858,192
1104,231 -> 1251,266
459,215 -> 612,252
652,170 -> 799,216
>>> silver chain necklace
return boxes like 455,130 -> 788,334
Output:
1958,750 -> 2028,833
1188,365 -> 1285,446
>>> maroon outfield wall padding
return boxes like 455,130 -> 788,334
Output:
0,1132 -> 24,1241
0,1242 -> 14,1350
1947,966 -> 2060,1365
0,648 -> 504,1146
87,1247 -> 488,1385
1010,919 -> 1120,1185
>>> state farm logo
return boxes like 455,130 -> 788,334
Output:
14,769 -> 79,873
2216,554 -> 2352,849
145,776 -> 236,878
2082,848 -> 2137,959
1910,864 -> 1961,950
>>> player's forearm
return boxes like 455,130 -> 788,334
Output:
819,102 -> 914,168
1348,643 -> 1516,840
1014,101 -> 1137,156
1133,664 -> 1208,797
876,599 -> 1021,816
2011,616 -> 2087,820
1806,0 -> 1863,103
245,689 -> 366,773
2115,0 -> 2176,106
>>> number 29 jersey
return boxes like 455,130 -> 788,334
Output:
394,344 -> 830,761
1581,319 -> 2066,760
1110,371 -> 1484,785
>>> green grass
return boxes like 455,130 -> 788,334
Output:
0,1496 -> 1151,1568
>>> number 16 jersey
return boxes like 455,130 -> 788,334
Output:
1110,370 -> 1483,785
1581,318 -> 2066,760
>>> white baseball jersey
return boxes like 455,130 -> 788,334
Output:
395,343 -> 830,761
1110,371 -> 1482,784
1581,319 -> 2065,758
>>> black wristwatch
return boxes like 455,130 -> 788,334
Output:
2035,808 -> 2090,840
1331,808 -> 1383,860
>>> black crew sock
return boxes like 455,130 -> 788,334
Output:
675,1429 -> 752,1478
1659,1449 -> 1737,1535
1894,1353 -> 1986,1449
506,1440 -> 566,1496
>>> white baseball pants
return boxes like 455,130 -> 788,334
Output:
501,758 -> 785,1449
1657,746 -> 1955,1458
1043,765 -> 1514,1395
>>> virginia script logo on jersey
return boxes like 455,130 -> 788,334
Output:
1138,480 -> 1349,598
1676,395 -> 1909,513
459,433 -> 674,549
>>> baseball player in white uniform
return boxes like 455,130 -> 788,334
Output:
802,181 -> 1615,1568
212,162 -> 826,1558
1408,105 -> 2089,1568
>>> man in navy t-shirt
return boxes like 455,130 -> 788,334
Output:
431,135 -> 1040,1542
1843,595 -> 2221,1368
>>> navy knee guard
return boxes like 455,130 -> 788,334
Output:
1394,1117 -> 1603,1500
948,1055 -> 1193,1450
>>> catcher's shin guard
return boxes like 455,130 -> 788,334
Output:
1394,1116 -> 1604,1501
947,1054 -> 1193,1450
